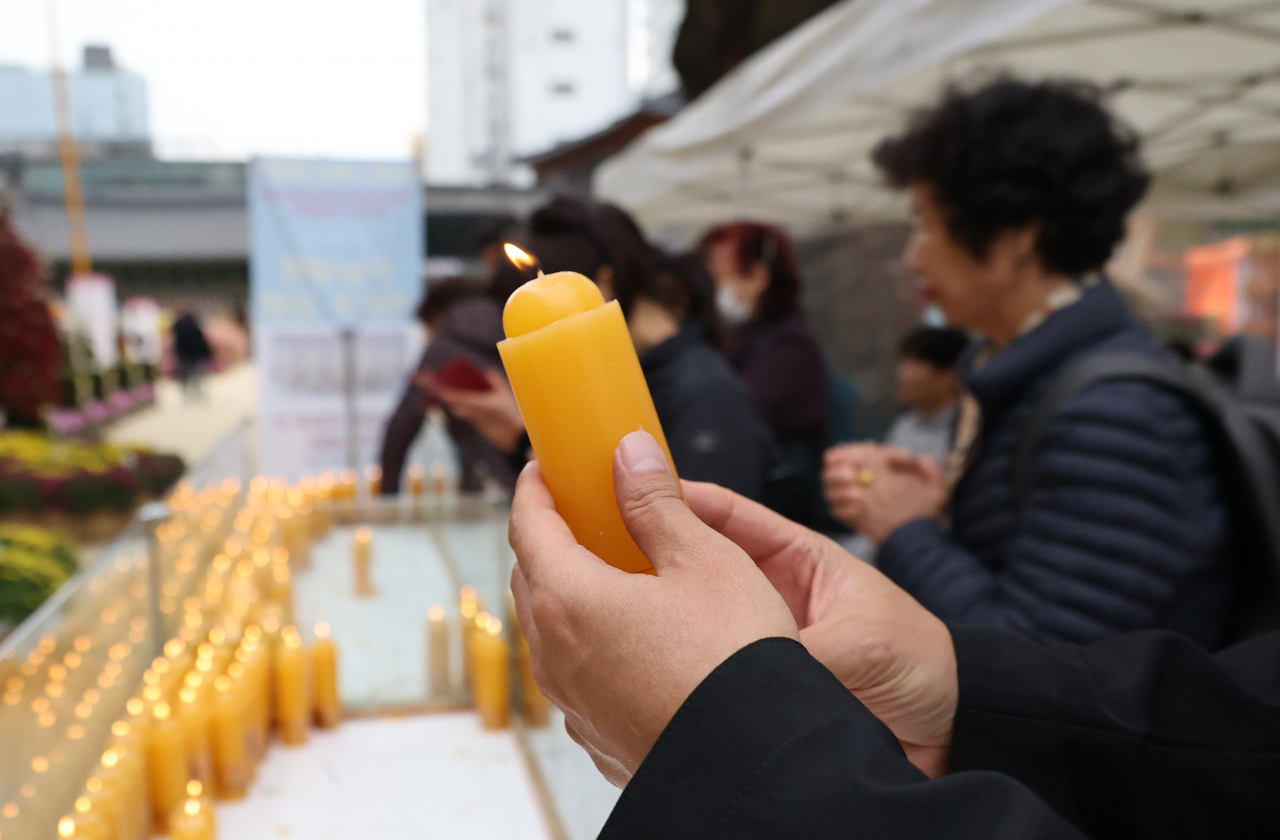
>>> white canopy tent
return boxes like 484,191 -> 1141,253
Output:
595,0 -> 1280,230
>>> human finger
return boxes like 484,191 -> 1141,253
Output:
684,480 -> 822,623
612,432 -> 711,573
508,461 -> 601,586
509,563 -> 537,650
683,480 -> 812,564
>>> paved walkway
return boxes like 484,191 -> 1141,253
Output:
106,364 -> 258,470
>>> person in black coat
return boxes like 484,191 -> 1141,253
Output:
378,279 -> 518,495
823,79 -> 1233,647
171,311 -> 213,398
506,431 -> 1280,839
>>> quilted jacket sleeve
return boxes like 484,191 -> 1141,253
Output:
877,380 -> 1230,644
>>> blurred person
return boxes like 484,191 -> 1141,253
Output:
699,223 -> 830,466
378,277 -> 517,495
475,215 -> 520,278
446,197 -> 777,502
884,326 -> 969,466
171,312 -> 212,400
824,78 -> 1233,647
505,434 -> 1280,838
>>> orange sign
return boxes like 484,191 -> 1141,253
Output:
1184,236 -> 1251,333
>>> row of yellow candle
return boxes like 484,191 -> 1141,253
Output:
430,587 -> 551,730
0,481 -> 242,838
253,463 -> 451,506
53,476 -> 343,840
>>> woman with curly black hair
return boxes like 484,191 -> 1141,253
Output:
824,78 -> 1233,647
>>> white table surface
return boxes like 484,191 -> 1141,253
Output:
215,712 -> 554,840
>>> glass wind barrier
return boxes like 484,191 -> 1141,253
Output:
0,424 -> 624,839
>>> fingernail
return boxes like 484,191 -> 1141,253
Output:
618,431 -> 670,474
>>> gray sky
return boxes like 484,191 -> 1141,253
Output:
1,0 -> 428,161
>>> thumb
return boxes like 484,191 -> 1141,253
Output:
613,431 -> 700,573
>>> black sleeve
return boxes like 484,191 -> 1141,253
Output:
664,382 -> 768,503
949,626 -> 1280,839
601,638 -> 1087,840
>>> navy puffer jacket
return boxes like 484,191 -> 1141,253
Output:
877,281 -> 1234,647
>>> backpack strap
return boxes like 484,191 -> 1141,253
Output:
1015,351 -> 1280,638
1013,352 -> 1196,507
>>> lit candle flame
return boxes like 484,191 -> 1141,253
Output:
504,243 -> 542,275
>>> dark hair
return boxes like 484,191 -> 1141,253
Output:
899,327 -> 969,370
492,196 -> 661,318
872,78 -> 1150,276
416,277 -> 486,326
697,221 -> 802,320
655,252 -> 723,348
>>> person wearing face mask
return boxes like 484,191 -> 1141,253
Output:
699,223 -> 831,473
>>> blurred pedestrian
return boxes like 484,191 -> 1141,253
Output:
699,223 -> 829,464
884,327 -> 968,466
378,278 -> 519,495
824,78 -> 1233,646
171,312 -> 212,400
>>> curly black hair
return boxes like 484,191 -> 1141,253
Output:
872,78 -> 1150,277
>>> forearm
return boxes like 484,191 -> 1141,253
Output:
949,626 -> 1280,837
603,638 -> 1086,840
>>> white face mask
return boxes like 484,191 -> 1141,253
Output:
716,286 -> 754,326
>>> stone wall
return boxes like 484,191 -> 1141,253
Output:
794,222 -> 920,438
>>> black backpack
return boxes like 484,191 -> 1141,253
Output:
1014,335 -> 1280,642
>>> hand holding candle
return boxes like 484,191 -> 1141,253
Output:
497,249 -> 677,574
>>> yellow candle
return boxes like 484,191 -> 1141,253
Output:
314,474 -> 335,535
339,468 -> 358,501
311,623 -> 341,729
497,265 -> 676,573
408,464 -> 425,498
146,702 -> 188,833
431,462 -> 447,496
471,617 -> 511,730
274,629 -> 309,746
177,686 -> 215,788
466,610 -> 490,695
69,795 -> 110,840
100,745 -> 143,840
427,606 -> 451,698
460,592 -> 479,692
366,465 -> 382,497
168,794 -> 215,840
81,777 -> 119,840
518,637 -> 551,728
225,661 -> 263,766
352,527 -> 374,597
210,675 -> 250,800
